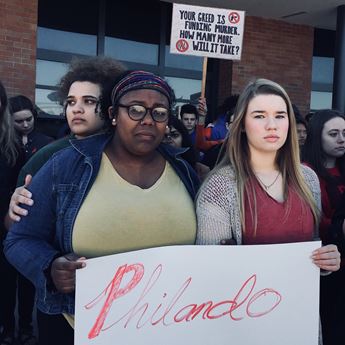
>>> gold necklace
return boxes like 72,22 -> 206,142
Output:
255,171 -> 280,191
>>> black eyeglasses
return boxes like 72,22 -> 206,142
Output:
118,104 -> 169,122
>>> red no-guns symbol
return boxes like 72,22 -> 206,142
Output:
228,11 -> 240,24
176,39 -> 189,52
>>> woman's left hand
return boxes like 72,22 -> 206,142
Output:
312,244 -> 341,271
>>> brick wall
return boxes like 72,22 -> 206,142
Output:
0,0 -> 38,100
217,16 -> 314,115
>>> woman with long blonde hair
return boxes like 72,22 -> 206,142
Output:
196,78 -> 340,270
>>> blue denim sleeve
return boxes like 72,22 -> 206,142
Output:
4,158 -> 61,292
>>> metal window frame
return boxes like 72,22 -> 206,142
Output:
36,0 -> 218,118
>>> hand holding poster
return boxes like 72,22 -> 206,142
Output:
75,242 -> 320,345
170,3 -> 245,60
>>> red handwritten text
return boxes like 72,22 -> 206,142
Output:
85,263 -> 282,339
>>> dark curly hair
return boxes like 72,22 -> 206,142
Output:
58,57 -> 126,123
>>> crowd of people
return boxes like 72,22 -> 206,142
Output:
0,56 -> 344,345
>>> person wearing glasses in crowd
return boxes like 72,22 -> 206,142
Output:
4,70 -> 199,345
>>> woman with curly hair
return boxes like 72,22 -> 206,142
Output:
7,56 -> 126,223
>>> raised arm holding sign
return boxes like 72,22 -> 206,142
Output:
170,3 -> 245,119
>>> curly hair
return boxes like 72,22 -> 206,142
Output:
57,57 -> 126,120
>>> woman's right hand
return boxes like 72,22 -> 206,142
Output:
197,97 -> 207,117
51,253 -> 86,294
8,174 -> 33,222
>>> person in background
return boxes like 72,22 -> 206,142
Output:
209,94 -> 239,141
195,96 -> 224,152
4,96 -> 55,345
6,56 -> 126,226
305,111 -> 314,123
4,70 -> 199,345
9,95 -> 53,161
180,103 -> 198,145
296,116 -> 308,147
163,115 -> 197,165
195,95 -> 239,168
292,104 -> 308,150
200,110 -> 234,169
303,110 -> 345,242
163,115 -> 209,181
0,81 -> 26,345
179,98 -> 223,155
303,109 -> 345,345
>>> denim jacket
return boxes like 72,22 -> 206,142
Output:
4,133 -> 199,315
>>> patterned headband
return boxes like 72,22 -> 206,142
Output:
111,70 -> 175,106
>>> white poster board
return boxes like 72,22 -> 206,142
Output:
75,242 -> 320,345
170,3 -> 245,60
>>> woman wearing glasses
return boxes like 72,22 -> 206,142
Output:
4,70 -> 199,345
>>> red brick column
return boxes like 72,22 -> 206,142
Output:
217,16 -> 314,115
0,0 -> 38,100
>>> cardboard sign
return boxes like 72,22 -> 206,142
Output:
170,3 -> 245,60
75,242 -> 320,345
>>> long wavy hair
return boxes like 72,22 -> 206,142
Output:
0,81 -> 19,166
211,78 -> 319,231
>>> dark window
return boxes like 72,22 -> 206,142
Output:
36,0 -> 206,115
38,0 -> 99,55
104,0 -> 161,65
313,28 -> 336,57
38,0 -> 99,35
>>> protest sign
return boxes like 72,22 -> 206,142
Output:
75,242 -> 320,345
170,3 -> 245,60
